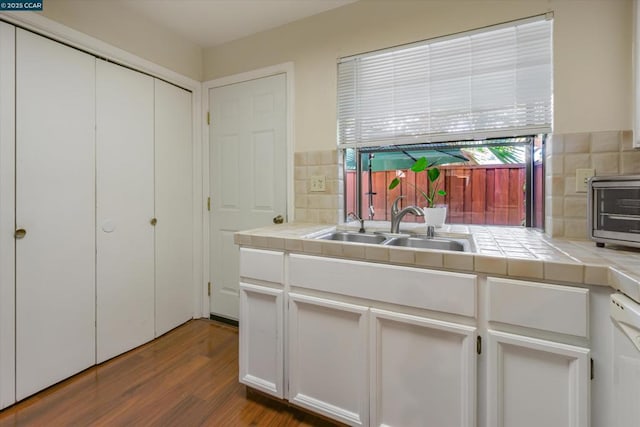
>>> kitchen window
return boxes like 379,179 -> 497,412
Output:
344,136 -> 545,228
338,15 -> 552,228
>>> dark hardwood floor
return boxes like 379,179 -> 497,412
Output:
0,319 -> 341,426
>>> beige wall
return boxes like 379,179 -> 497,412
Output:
42,0 -> 203,81
203,0 -> 632,153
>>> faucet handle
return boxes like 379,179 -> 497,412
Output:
347,212 -> 366,233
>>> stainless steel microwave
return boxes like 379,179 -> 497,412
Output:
588,175 -> 640,248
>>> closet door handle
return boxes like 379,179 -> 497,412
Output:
15,228 -> 27,239
150,218 -> 157,226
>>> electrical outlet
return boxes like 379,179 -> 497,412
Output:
310,175 -> 326,192
575,168 -> 595,192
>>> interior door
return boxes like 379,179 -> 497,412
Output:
154,79 -> 194,336
15,29 -> 96,399
96,59 -> 155,363
209,73 -> 287,320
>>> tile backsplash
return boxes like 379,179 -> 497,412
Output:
294,130 -> 639,235
546,130 -> 640,239
293,149 -> 341,224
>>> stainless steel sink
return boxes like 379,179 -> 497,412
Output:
313,230 -> 471,252
315,231 -> 388,244
384,237 -> 467,251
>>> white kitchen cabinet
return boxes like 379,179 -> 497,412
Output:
0,21 -> 15,411
288,293 -> 369,427
285,253 -> 477,427
237,249 -> 599,427
485,277 -> 591,427
487,329 -> 590,427
96,59 -> 155,363
239,283 -> 284,397
15,28 -> 97,401
154,79 -> 194,337
487,277 -> 589,338
238,248 -> 285,398
370,308 -> 476,427
289,254 -> 477,318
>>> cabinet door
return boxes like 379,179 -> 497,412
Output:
239,283 -> 284,398
487,330 -> 590,427
154,79 -> 193,336
96,59 -> 155,363
370,309 -> 476,427
289,293 -> 368,426
0,21 -> 15,410
15,29 -> 96,400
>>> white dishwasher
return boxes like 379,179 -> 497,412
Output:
611,292 -> 640,427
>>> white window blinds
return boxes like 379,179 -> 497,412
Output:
337,16 -> 553,147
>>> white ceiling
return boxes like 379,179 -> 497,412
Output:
114,0 -> 357,48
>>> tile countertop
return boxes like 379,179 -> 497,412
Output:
234,222 -> 640,302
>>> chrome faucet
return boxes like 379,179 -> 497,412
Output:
390,196 -> 424,233
347,212 -> 366,233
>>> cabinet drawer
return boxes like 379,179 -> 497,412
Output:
290,254 -> 477,317
487,277 -> 589,338
239,248 -> 284,283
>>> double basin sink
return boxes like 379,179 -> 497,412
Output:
313,230 -> 471,252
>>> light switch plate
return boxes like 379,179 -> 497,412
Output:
310,175 -> 326,192
575,168 -> 595,192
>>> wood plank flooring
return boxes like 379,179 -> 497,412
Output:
0,319 -> 341,426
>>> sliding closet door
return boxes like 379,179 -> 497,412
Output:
0,22 -> 15,410
154,79 -> 194,336
96,59 -> 155,363
15,29 -> 96,400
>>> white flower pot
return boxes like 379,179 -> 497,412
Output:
423,206 -> 447,228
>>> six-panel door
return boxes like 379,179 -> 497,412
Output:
209,74 -> 288,321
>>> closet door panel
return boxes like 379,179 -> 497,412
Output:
15,29 -> 96,400
0,22 -> 15,410
154,79 -> 193,336
96,59 -> 155,363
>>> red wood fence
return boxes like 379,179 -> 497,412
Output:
346,165 -> 530,226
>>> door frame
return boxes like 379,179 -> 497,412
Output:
202,63 -> 294,317
0,11 -> 206,318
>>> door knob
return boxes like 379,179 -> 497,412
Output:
150,217 -> 157,226
15,228 -> 27,239
273,215 -> 284,224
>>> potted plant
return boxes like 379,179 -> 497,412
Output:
388,156 -> 448,227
